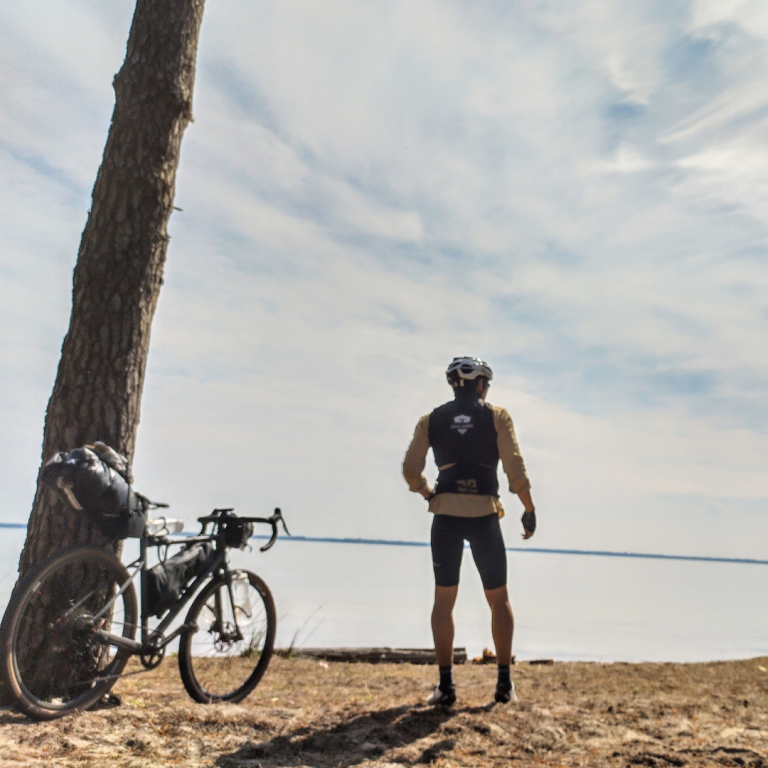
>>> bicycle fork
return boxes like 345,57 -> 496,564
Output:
211,571 -> 244,642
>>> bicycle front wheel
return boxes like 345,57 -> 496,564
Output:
0,546 -> 138,720
178,570 -> 276,703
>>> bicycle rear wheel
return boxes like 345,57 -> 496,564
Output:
0,546 -> 138,720
178,570 -> 276,703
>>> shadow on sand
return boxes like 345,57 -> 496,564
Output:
216,702 -> 497,767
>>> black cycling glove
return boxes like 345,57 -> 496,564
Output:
521,508 -> 536,535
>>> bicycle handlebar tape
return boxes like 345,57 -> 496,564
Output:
521,509 -> 536,535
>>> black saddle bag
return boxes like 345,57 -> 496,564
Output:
145,542 -> 214,617
41,445 -> 145,539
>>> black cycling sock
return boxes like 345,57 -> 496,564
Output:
439,665 -> 455,692
497,664 -> 511,691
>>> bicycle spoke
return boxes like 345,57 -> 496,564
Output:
4,547 -> 137,718
179,571 -> 275,702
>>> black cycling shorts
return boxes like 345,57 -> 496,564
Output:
430,513 -> 507,590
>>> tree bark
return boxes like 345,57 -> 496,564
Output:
20,0 -> 205,572
0,0 -> 205,702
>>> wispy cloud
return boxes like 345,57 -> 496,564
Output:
2,0 -> 768,562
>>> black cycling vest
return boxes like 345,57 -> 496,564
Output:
428,394 -> 500,497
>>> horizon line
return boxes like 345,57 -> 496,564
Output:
254,534 -> 768,566
2,523 -> 766,566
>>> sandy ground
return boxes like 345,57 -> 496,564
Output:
2,655 -> 768,767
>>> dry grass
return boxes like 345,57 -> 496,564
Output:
2,655 -> 768,767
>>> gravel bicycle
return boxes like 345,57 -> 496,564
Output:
0,500 -> 289,720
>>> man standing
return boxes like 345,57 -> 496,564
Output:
402,357 -> 536,705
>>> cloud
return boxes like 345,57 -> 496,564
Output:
2,0 -> 768,566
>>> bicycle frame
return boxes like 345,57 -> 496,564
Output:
91,507 -> 288,656
92,536 -> 228,655
141,535 -> 230,651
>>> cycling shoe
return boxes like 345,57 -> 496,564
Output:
494,681 -> 518,704
426,684 -> 456,706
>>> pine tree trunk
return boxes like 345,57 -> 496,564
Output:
1,0 -> 206,701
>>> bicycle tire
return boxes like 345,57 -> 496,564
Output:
178,569 -> 276,703
0,546 -> 138,720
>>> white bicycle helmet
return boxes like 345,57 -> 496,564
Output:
446,356 -> 493,387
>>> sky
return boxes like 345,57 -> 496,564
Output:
2,1 -> 768,657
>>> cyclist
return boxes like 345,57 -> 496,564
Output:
402,356 -> 536,706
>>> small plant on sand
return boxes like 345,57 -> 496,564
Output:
280,606 -> 324,658
240,628 -> 267,659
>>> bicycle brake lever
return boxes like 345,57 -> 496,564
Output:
272,507 -> 291,536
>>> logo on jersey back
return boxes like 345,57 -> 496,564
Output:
451,414 -> 472,435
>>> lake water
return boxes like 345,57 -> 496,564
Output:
1,527 -> 767,663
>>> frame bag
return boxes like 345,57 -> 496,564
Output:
145,541 -> 214,617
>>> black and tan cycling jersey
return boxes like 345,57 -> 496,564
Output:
402,396 -> 530,519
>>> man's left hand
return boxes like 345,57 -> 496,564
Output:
521,508 -> 536,539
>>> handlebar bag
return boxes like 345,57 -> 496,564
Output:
145,541 -> 214,617
220,517 -> 254,549
41,446 -> 144,539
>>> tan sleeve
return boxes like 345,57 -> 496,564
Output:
492,406 -> 531,494
402,414 -> 431,495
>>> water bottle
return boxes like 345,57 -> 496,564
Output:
146,517 -> 184,536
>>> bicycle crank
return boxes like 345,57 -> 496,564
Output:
140,642 -> 166,670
